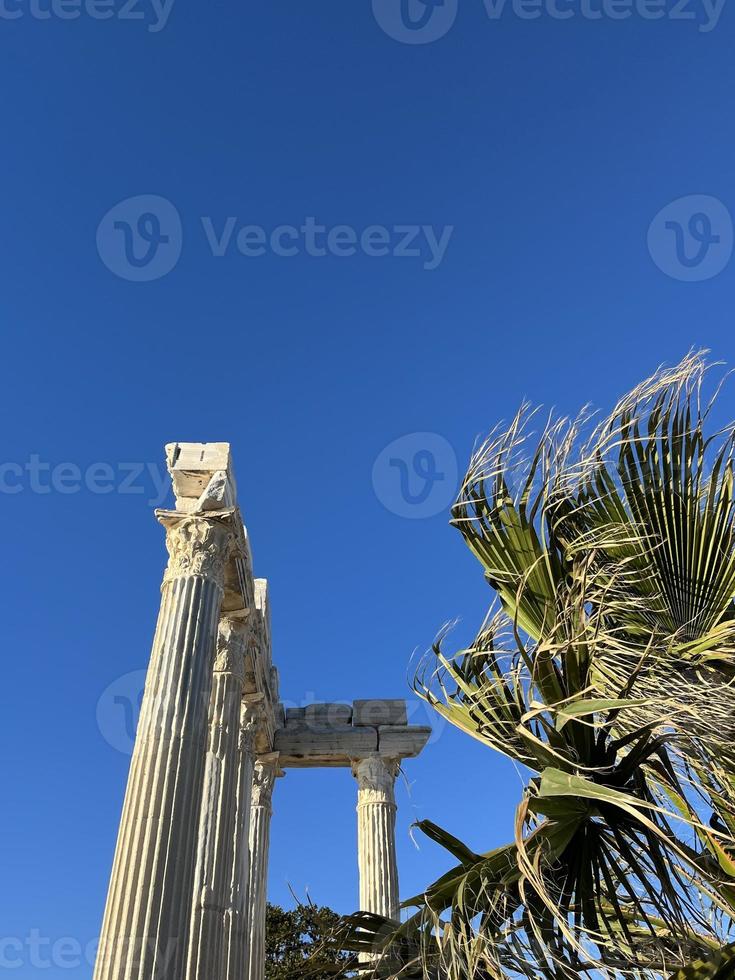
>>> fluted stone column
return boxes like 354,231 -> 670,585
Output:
353,755 -> 400,922
246,754 -> 280,980
185,618 -> 249,980
224,698 -> 260,980
94,515 -> 233,980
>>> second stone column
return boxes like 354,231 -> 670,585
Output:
353,754 -> 401,923
246,753 -> 280,980
185,618 -> 249,980
224,697 -> 260,980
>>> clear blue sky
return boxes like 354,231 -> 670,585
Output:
2,0 -> 735,974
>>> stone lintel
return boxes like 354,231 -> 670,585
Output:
286,703 -> 353,726
275,698 -> 430,767
353,699 -> 407,727
275,724 -> 431,769
275,724 -> 378,768
378,725 -> 431,758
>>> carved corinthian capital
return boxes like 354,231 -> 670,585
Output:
214,618 -> 249,681
161,516 -> 233,589
251,754 -> 279,809
352,755 -> 400,806
239,698 -> 261,756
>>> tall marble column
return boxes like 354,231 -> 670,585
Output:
246,754 -> 280,980
353,755 -> 401,922
224,698 -> 260,980
94,515 -> 233,980
185,618 -> 248,980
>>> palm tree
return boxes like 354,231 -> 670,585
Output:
339,353 -> 735,979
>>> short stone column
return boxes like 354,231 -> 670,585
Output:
224,698 -> 261,980
93,514 -> 233,980
246,753 -> 280,980
185,618 -> 249,980
353,754 -> 401,922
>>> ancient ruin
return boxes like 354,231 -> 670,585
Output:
92,443 -> 430,980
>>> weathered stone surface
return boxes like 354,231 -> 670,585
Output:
166,442 -> 235,501
378,725 -> 432,758
354,699 -> 408,728
276,702 -> 431,768
197,470 -> 230,511
275,724 -> 377,767
284,702 -> 353,726
310,702 -> 352,725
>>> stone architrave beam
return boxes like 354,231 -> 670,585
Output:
274,699 -> 430,768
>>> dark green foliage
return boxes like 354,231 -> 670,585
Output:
265,901 -> 356,979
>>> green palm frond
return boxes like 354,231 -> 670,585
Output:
666,943 -> 735,979
338,353 -> 735,979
